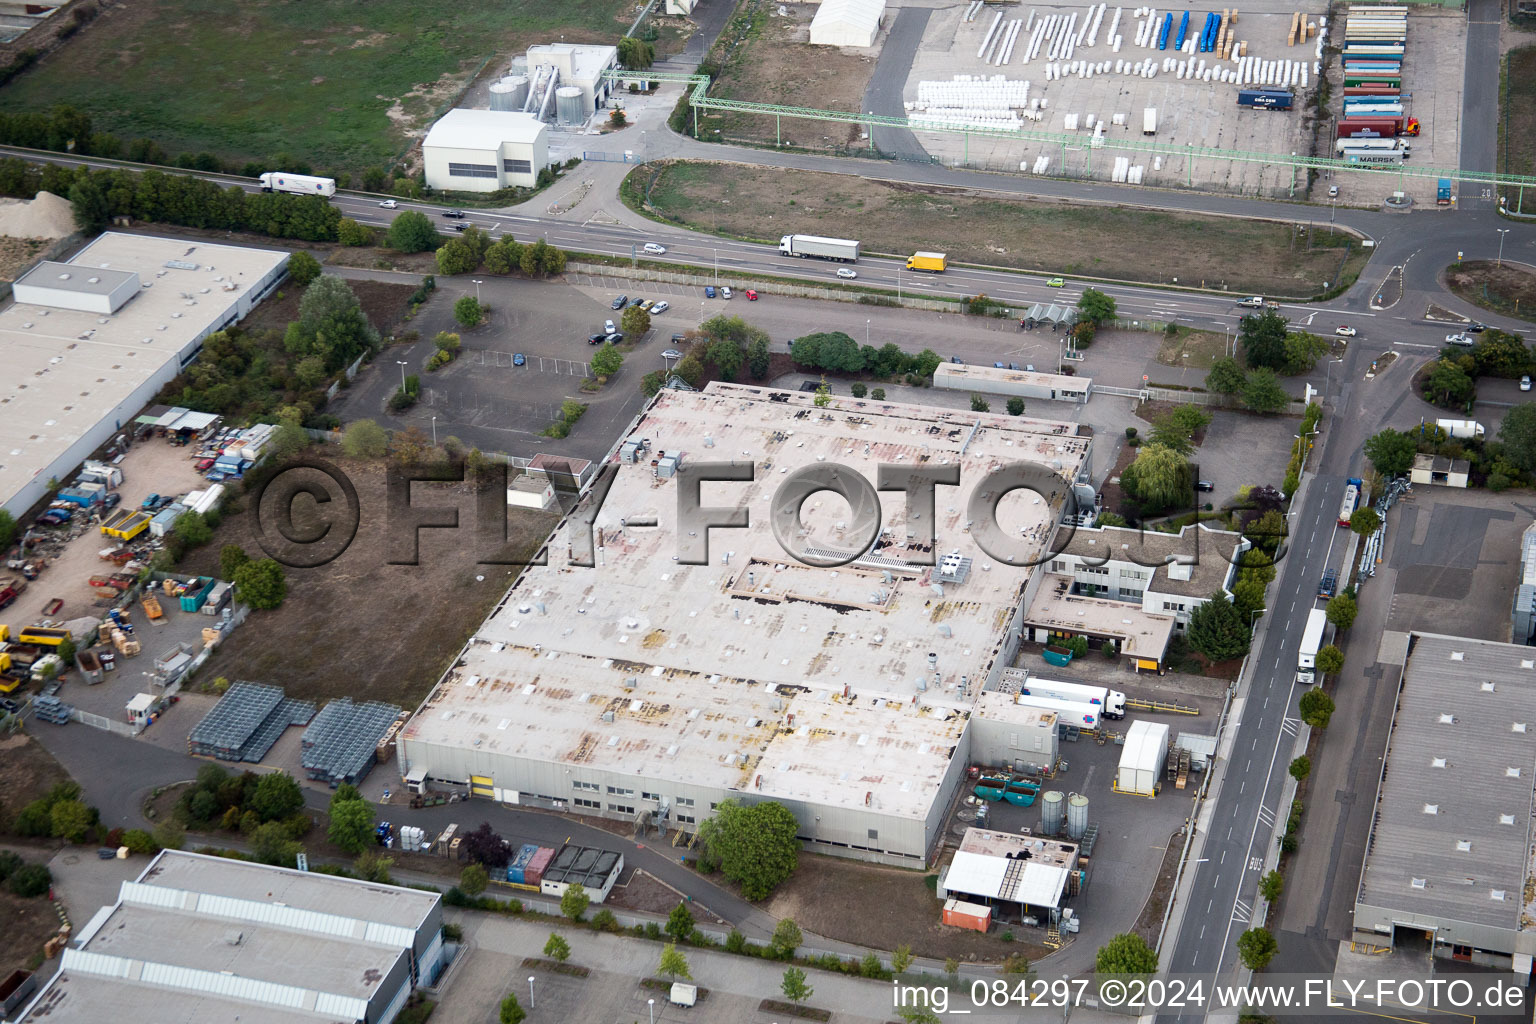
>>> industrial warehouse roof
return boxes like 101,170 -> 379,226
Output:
14,260 -> 138,298
526,42 -> 618,84
0,233 -> 287,515
1023,575 -> 1176,658
1057,522 -> 1246,599
403,382 -> 1091,821
1355,633 -> 1536,932
932,363 -> 1091,395
809,0 -> 886,46
945,828 -> 1077,908
423,108 -> 547,151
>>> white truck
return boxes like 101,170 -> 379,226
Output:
1015,694 -> 1107,731
778,234 -> 860,262
1017,677 -> 1127,719
1296,607 -> 1327,685
1143,108 -> 1157,135
1435,418 -> 1485,440
258,172 -> 337,197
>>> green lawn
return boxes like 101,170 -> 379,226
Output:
0,0 -> 632,173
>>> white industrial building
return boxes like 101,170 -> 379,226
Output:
15,849 -> 445,1024
932,363 -> 1093,404
398,382 -> 1095,867
1353,632 -> 1536,971
1116,720 -> 1170,796
1410,452 -> 1470,489
422,109 -> 549,193
941,827 -> 1084,923
507,473 -> 556,510
809,0 -> 887,48
524,43 -> 620,123
0,233 -> 287,520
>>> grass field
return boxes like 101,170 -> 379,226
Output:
1500,46 -> 1536,215
0,0 -> 634,172
1156,327 -> 1239,369
1446,260 -> 1536,324
628,162 -> 1371,297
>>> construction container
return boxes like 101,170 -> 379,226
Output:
526,846 -> 555,887
942,898 -> 992,932
178,576 -> 217,612
507,844 -> 539,884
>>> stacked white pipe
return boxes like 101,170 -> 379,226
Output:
910,74 -> 1032,130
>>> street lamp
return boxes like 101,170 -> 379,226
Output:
648,997 -> 656,1024
431,415 -> 437,447
472,279 -> 482,304
396,360 -> 408,390
1498,228 -> 1511,267
528,977 -> 535,1009
866,319 -> 871,346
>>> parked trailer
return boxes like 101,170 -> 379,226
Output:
1017,678 -> 1127,718
777,234 -> 860,262
1237,90 -> 1294,110
258,172 -> 336,197
1143,107 -> 1157,135
1015,693 -> 1104,731
1338,477 -> 1363,527
1437,178 -> 1453,205
1335,138 -> 1410,154
1343,75 -> 1401,88
1341,147 -> 1409,165
1338,116 -> 1418,138
178,576 -> 217,612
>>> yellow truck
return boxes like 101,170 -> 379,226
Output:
906,251 -> 947,273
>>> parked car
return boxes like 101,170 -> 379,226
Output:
1046,277 -> 1065,288
140,493 -> 161,510
1196,480 -> 1215,492
651,301 -> 670,314
638,299 -> 655,311
722,287 -> 733,300
836,267 -> 858,279
705,286 -> 716,299
1445,333 -> 1474,346
1465,322 -> 1487,334
0,697 -> 20,715
643,242 -> 667,255
588,334 -> 607,345
1523,375 -> 1532,392
611,295 -> 628,310
513,353 -> 526,366
1328,185 -> 1339,198
993,361 -> 1007,368
628,296 -> 645,308
35,511 -> 68,527
441,209 -> 466,218
604,319 -> 617,334
379,199 -> 399,209
605,332 -> 624,344
196,457 -> 215,470
745,289 -> 758,300
1334,325 -> 1356,337
102,492 -> 121,510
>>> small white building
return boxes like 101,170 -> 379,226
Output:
507,474 -> 555,511
13,262 -> 141,315
1409,453 -> 1470,488
525,43 -> 620,119
809,0 -> 887,48
665,0 -> 698,12
1116,720 -> 1169,796
125,692 -> 156,727
423,109 -> 549,193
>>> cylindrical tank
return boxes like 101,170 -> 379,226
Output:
1066,793 -> 1090,839
555,86 -> 585,125
1040,790 -> 1066,834
489,81 -> 517,112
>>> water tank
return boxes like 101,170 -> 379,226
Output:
1040,790 -> 1066,834
493,75 -> 529,111
555,85 -> 585,125
1066,793 -> 1090,839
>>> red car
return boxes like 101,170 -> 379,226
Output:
746,289 -> 759,301
196,458 -> 215,470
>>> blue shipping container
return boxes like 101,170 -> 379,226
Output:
1237,90 -> 1294,110
507,843 -> 538,884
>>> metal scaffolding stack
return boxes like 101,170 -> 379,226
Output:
188,681 -> 316,762
300,698 -> 403,786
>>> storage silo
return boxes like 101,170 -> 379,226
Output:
1066,793 -> 1090,839
502,75 -> 530,110
1040,790 -> 1066,834
555,85 -> 585,125
489,79 -> 518,112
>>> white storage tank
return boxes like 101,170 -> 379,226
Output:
555,86 -> 585,126
489,80 -> 518,111
1040,790 -> 1066,834
1066,793 -> 1090,838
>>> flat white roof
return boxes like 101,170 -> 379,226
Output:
424,108 -> 547,151
404,382 -> 1092,820
14,261 -> 138,298
526,42 -> 618,84
945,827 -> 1077,907
1024,576 -> 1177,657
0,233 -> 287,512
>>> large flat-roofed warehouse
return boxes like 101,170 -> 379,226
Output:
15,849 -> 445,1024
399,382 -> 1093,866
1352,632 -> 1536,970
0,233 -> 288,518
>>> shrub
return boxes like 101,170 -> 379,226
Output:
8,864 -> 52,898
871,387 -> 886,400
591,908 -> 619,932
850,383 -> 867,398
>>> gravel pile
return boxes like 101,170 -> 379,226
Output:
0,191 -> 76,240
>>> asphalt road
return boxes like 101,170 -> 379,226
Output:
1460,0 -> 1503,206
864,8 -> 933,161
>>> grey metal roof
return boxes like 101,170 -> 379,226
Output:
13,260 -> 137,295
1356,633 -> 1536,930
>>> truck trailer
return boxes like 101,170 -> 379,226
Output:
1143,107 -> 1157,135
1436,419 -> 1485,440
1337,116 -> 1418,138
1017,677 -> 1127,718
1335,138 -> 1410,155
1340,148 -> 1408,164
1296,608 -> 1327,685
258,173 -> 337,197
1437,178 -> 1453,205
906,251 -> 947,272
1237,89 -> 1294,110
777,234 -> 860,262
1015,694 -> 1105,731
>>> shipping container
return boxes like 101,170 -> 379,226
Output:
507,844 -> 539,884
1344,75 -> 1401,88
1337,116 -> 1417,138
942,898 -> 992,932
259,172 -> 336,197
1437,178 -> 1453,205
526,846 -> 555,886
1237,89 -> 1294,110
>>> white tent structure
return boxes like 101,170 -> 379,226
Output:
809,0 -> 886,48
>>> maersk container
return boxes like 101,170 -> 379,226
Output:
1340,147 -> 1408,164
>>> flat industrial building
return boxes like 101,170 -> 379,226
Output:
16,849 -> 445,1024
399,382 -> 1094,865
1353,632 -> 1536,971
0,232 -> 288,518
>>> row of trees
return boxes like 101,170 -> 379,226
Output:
643,315 -> 775,395
1236,309 -> 1331,375
1204,358 -> 1294,414
789,332 -> 944,381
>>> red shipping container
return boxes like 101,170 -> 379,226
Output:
941,898 -> 991,932
525,846 -> 556,887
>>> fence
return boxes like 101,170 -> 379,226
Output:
69,708 -> 141,737
567,261 -> 964,314
581,151 -> 647,164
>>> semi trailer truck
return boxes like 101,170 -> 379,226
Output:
777,234 -> 860,262
1017,678 -> 1127,718
1296,608 -> 1327,684
258,173 -> 337,197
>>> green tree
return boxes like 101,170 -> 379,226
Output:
436,239 -> 479,276
1076,287 -> 1117,325
342,418 -> 389,459
706,337 -> 742,380
621,305 -> 652,338
286,275 -> 379,371
617,35 -> 656,69
782,966 -> 814,1006
560,883 -> 590,922
871,387 -> 886,400
8,864 -> 52,898
1316,644 -> 1344,677
1186,593 -> 1252,662
970,394 -> 990,413
250,820 -> 301,867
49,799 -> 92,842
1499,403 -> 1536,474
1349,507 -> 1381,536
1150,404 -> 1211,455
0,510 -> 16,551
1326,592 -> 1357,631
355,849 -> 394,883
386,210 -> 439,253
1120,443 -> 1191,510
499,993 -> 527,1024
696,798 -> 801,900
327,793 -> 374,854
771,917 -> 802,959
459,863 -> 489,896
68,174 -> 110,232
748,336 -> 771,379
1289,756 -> 1311,781
1472,330 -> 1533,378
1206,356 -> 1247,395
896,997 -> 943,1024
337,218 -> 372,246
234,558 -> 288,610
1240,310 -> 1289,370
591,345 -> 623,378
1363,429 -> 1416,478
1095,932 -> 1158,975
813,377 -> 832,408
1007,397 -> 1025,416
1259,870 -> 1284,903
269,422 -> 310,460
1230,576 -> 1268,620
1237,927 -> 1278,971
152,819 -> 185,851
174,510 -> 213,548
453,295 -> 484,328
1424,359 -> 1475,407
544,931 -> 571,962
1242,368 -> 1290,413
658,943 -> 691,980
122,828 -> 158,855
1281,331 -> 1329,375
1299,687 -> 1335,729
666,901 -> 695,943
251,771 -> 304,821
287,251 -> 322,285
